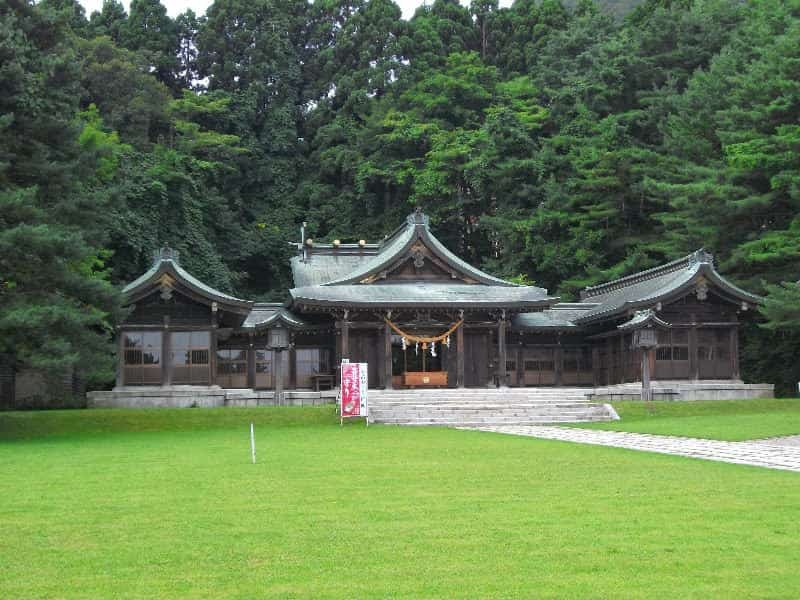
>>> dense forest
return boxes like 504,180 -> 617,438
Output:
1,0 -> 799,394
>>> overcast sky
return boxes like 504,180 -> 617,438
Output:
78,0 -> 498,21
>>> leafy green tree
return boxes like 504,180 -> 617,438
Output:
761,282 -> 800,331
78,36 -> 172,149
87,0 -> 127,44
122,0 -> 179,90
175,9 -> 202,90
38,0 -> 88,36
0,0 -> 120,392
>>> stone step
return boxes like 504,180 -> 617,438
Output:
369,406 -> 593,415
373,408 -> 609,417
366,385 -> 614,425
370,396 -> 590,402
374,417 -> 610,426
370,405 -> 608,412
374,390 -> 588,393
372,394 -> 591,398
370,399 -> 590,406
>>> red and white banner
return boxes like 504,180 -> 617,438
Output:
340,361 -> 368,418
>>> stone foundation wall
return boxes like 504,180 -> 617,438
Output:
587,380 -> 774,402
86,386 -> 337,408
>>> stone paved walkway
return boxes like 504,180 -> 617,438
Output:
754,434 -> 800,448
461,426 -> 800,472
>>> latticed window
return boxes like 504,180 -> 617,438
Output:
217,349 -> 248,388
171,331 -> 210,385
523,348 -> 556,385
655,329 -> 690,379
255,349 -> 274,388
698,328 -> 732,379
123,331 -> 162,385
563,347 -> 593,385
295,348 -> 331,389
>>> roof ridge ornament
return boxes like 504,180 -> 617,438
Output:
407,207 -> 429,226
690,248 -> 714,266
154,246 -> 180,265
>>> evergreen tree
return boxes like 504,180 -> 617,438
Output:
122,0 -> 179,90
0,0 -> 120,391
87,0 -> 127,45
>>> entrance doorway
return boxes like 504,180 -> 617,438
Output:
392,338 -> 447,387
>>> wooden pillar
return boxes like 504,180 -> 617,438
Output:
341,315 -> 350,361
641,348 -> 652,401
275,349 -> 284,405
689,316 -> 699,380
334,328 -> 341,388
209,329 -> 218,387
619,334 -> 626,383
456,323 -> 465,388
288,344 -> 297,390
730,326 -> 740,380
116,329 -> 125,388
497,316 -> 507,387
384,321 -> 393,390
161,318 -> 172,387
247,335 -> 256,389
516,344 -> 523,387
335,313 -> 350,388
209,305 -> 218,387
606,337 -> 614,384
592,346 -> 600,387
554,336 -> 563,387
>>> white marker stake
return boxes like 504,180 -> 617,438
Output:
250,422 -> 256,464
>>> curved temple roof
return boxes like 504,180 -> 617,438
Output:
617,309 -> 671,331
241,303 -> 309,329
573,249 -> 761,325
123,248 -> 253,312
289,210 -> 554,309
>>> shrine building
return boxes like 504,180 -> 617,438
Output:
88,210 -> 774,407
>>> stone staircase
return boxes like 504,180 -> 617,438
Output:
367,388 -> 618,426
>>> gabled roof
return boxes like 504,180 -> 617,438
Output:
290,254 -> 372,287
290,283 -> 553,310
617,309 -> 671,331
511,304 -> 592,330
574,249 -> 762,324
288,211 -> 555,309
123,248 -> 252,312
241,303 -> 309,329
323,210 -> 520,287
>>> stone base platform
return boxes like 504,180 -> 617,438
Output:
87,386 -> 338,408
587,380 -> 774,402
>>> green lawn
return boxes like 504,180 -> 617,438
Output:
576,398 -> 800,441
1,407 -> 799,599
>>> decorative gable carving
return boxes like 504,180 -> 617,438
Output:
158,273 -> 176,301
360,239 -> 478,284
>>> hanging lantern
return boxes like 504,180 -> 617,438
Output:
431,341 -> 437,357
415,342 -> 419,355
401,337 -> 407,351
445,335 -> 451,349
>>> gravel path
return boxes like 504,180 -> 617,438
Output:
461,426 -> 800,472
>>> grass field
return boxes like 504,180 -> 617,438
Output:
1,406 -> 799,599
575,398 -> 800,441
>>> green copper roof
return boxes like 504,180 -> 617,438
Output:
241,303 -> 309,329
289,211 -> 554,308
123,248 -> 252,310
320,211 -> 522,287
574,249 -> 762,324
290,283 -> 552,309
